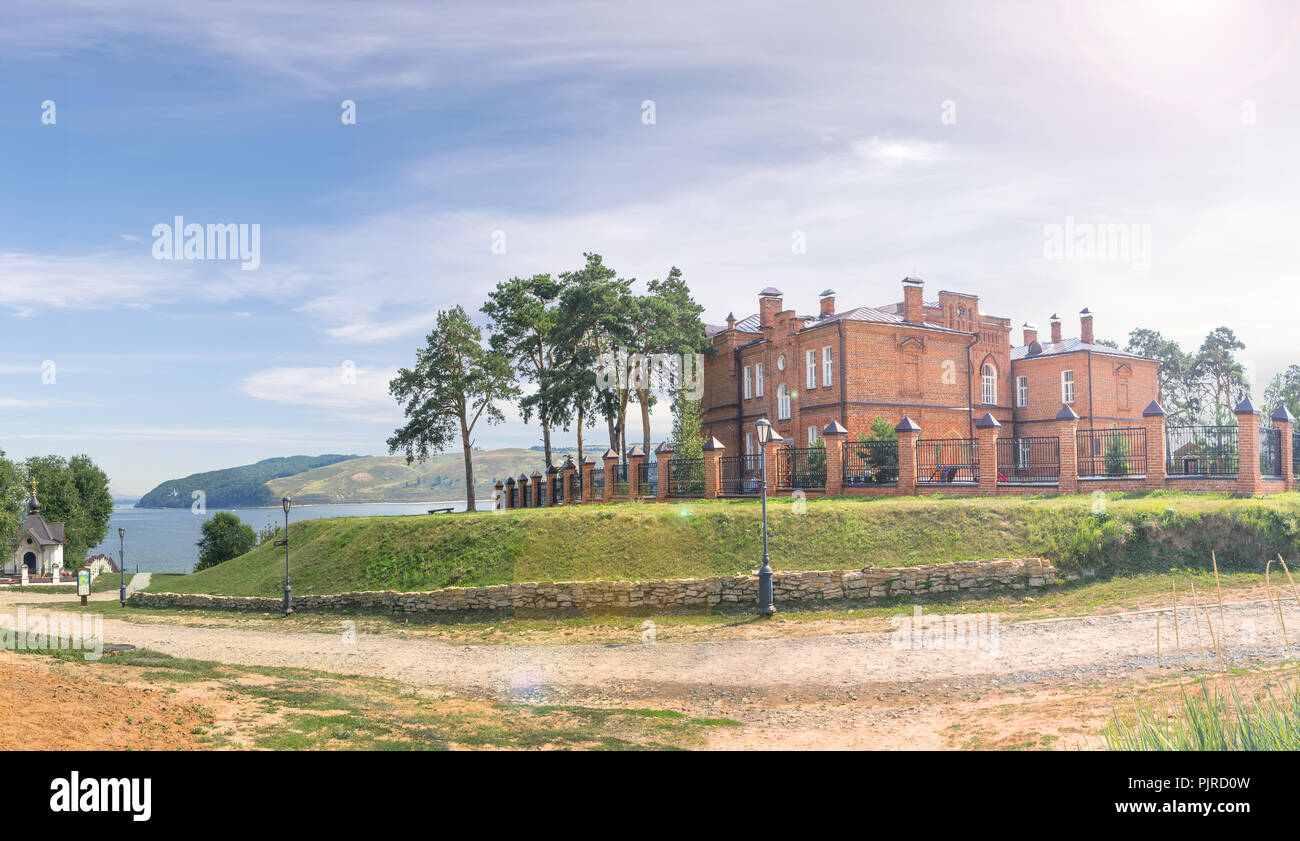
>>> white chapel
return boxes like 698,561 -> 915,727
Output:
5,479 -> 65,576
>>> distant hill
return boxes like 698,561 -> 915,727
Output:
137,450 -> 551,508
267,450 -> 543,504
136,455 -> 358,508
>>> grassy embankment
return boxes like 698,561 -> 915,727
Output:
150,492 -> 1300,597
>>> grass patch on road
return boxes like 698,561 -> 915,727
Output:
146,493 -> 1300,597
24,646 -> 738,750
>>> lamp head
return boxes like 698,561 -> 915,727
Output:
282,497 -> 292,515
755,417 -> 774,446
118,527 -> 125,539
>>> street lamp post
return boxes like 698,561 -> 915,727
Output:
118,527 -> 126,607
281,497 -> 292,615
755,418 -> 776,616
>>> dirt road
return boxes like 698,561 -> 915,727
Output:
6,594 -> 1295,703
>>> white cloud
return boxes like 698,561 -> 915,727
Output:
238,365 -> 401,423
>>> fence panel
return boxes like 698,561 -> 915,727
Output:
639,461 -> 658,496
571,468 -> 582,502
997,436 -> 1060,484
1295,432 -> 1300,477
719,454 -> 761,495
590,468 -> 605,498
843,439 -> 899,485
611,462 -> 629,496
1260,426 -> 1282,477
1165,425 -> 1238,476
551,472 -> 563,504
1077,427 -> 1146,477
916,438 -> 977,484
776,446 -> 826,489
668,458 -> 705,496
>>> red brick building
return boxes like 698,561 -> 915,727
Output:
702,277 -> 1159,453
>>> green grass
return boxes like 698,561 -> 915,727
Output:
1104,677 -> 1300,750
147,492 -> 1300,597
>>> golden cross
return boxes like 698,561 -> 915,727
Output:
29,477 -> 37,497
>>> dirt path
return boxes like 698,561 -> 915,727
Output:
0,572 -> 152,605
6,596 -> 1295,703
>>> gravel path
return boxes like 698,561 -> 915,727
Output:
0,572 -> 152,605
6,595 -> 1296,702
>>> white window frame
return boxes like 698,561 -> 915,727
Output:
777,384 -> 791,420
1016,376 -> 1028,408
981,364 -> 997,405
822,346 -> 833,387
755,362 -> 764,397
745,432 -> 754,456
806,350 -> 817,390
743,365 -> 752,400
1062,370 -> 1075,404
807,425 -> 818,446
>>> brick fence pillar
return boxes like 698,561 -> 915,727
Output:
655,442 -> 673,501
1142,400 -> 1167,488
1056,405 -> 1079,494
580,456 -> 596,503
562,460 -> 575,504
626,446 -> 645,500
822,421 -> 847,495
517,473 -> 530,508
763,437 -> 785,497
602,449 -> 618,502
1274,406 -> 1296,491
975,413 -> 1001,495
895,416 -> 920,495
494,479 -> 505,511
703,437 -> 724,498
1235,398 -> 1263,496
531,469 -> 544,507
504,477 -> 515,509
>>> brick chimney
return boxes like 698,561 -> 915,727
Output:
1022,322 -> 1038,346
1079,308 -> 1094,344
1050,313 -> 1062,344
819,289 -> 836,318
759,288 -> 783,328
902,277 -> 924,323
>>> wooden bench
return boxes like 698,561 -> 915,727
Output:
427,507 -> 455,515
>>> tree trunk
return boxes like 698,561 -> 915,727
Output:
461,430 -> 476,513
541,411 -> 553,467
576,404 -> 585,461
638,388 -> 652,453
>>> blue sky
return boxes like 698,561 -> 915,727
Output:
3,0 -> 1300,494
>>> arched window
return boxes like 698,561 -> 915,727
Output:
777,383 -> 791,420
981,364 -> 997,405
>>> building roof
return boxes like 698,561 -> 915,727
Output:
1010,337 -> 1150,362
20,513 -> 65,546
707,305 -> 969,337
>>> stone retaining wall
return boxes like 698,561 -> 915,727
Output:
129,557 -> 1056,615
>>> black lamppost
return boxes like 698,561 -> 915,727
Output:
755,417 -> 776,616
118,527 -> 126,607
281,497 -> 292,615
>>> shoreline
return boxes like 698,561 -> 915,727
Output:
127,499 -> 469,511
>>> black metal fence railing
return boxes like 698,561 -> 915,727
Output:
776,446 -> 827,489
590,468 -> 605,498
571,468 -> 582,502
509,484 -> 518,508
1294,432 -> 1300,477
997,436 -> 1060,484
719,454 -> 761,495
639,462 -> 658,496
612,462 -> 629,496
844,439 -> 899,485
916,438 -> 977,484
1077,426 -> 1146,478
668,458 -> 706,496
1165,425 -> 1238,476
1260,426 -> 1282,477
551,473 -> 563,504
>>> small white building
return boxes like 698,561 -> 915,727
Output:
5,484 -> 65,576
